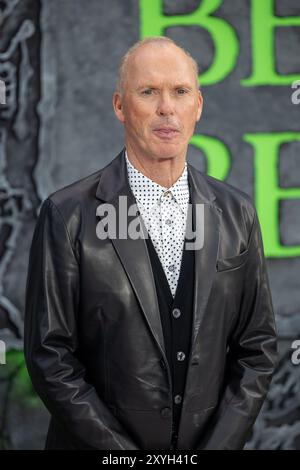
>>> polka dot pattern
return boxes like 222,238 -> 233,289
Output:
125,150 -> 190,297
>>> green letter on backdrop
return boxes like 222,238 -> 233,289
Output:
245,133 -> 300,257
189,135 -> 231,181
242,0 -> 300,85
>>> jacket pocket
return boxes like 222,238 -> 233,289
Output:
216,249 -> 249,272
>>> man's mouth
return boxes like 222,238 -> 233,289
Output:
152,127 -> 180,139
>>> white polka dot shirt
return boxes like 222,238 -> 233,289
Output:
125,150 -> 190,297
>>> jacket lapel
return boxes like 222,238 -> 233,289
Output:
187,166 -> 222,355
95,149 -> 166,359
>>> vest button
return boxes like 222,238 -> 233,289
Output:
177,351 -> 186,361
160,407 -> 172,419
172,308 -> 181,318
174,394 -> 182,404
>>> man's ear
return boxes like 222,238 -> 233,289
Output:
196,91 -> 203,122
113,92 -> 125,123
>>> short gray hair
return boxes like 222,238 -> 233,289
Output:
116,36 -> 200,94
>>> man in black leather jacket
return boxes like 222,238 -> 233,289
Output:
24,36 -> 278,450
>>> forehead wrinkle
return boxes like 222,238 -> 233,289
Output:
117,39 -> 201,94
125,44 -> 197,89
129,66 -> 197,92
135,80 -> 194,90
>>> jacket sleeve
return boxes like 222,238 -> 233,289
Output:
196,206 -> 278,450
24,197 -> 140,450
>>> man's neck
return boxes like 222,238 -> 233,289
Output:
125,147 -> 186,188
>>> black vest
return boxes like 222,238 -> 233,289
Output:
145,200 -> 195,449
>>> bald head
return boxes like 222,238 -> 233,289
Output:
116,37 -> 200,95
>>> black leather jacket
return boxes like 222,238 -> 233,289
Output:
24,148 -> 278,450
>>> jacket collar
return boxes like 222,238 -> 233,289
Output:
95,147 -> 217,207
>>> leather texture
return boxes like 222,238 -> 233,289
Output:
24,148 -> 278,450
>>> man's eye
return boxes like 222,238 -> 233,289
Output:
177,89 -> 187,95
142,89 -> 153,95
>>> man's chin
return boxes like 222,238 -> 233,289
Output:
131,140 -> 186,160
152,144 -> 185,160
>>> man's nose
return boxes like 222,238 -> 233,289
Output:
156,93 -> 174,116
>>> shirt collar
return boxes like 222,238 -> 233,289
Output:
125,149 -> 189,213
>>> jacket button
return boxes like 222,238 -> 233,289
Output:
172,308 -> 181,319
160,407 -> 172,419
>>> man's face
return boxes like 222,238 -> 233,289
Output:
113,43 -> 203,162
